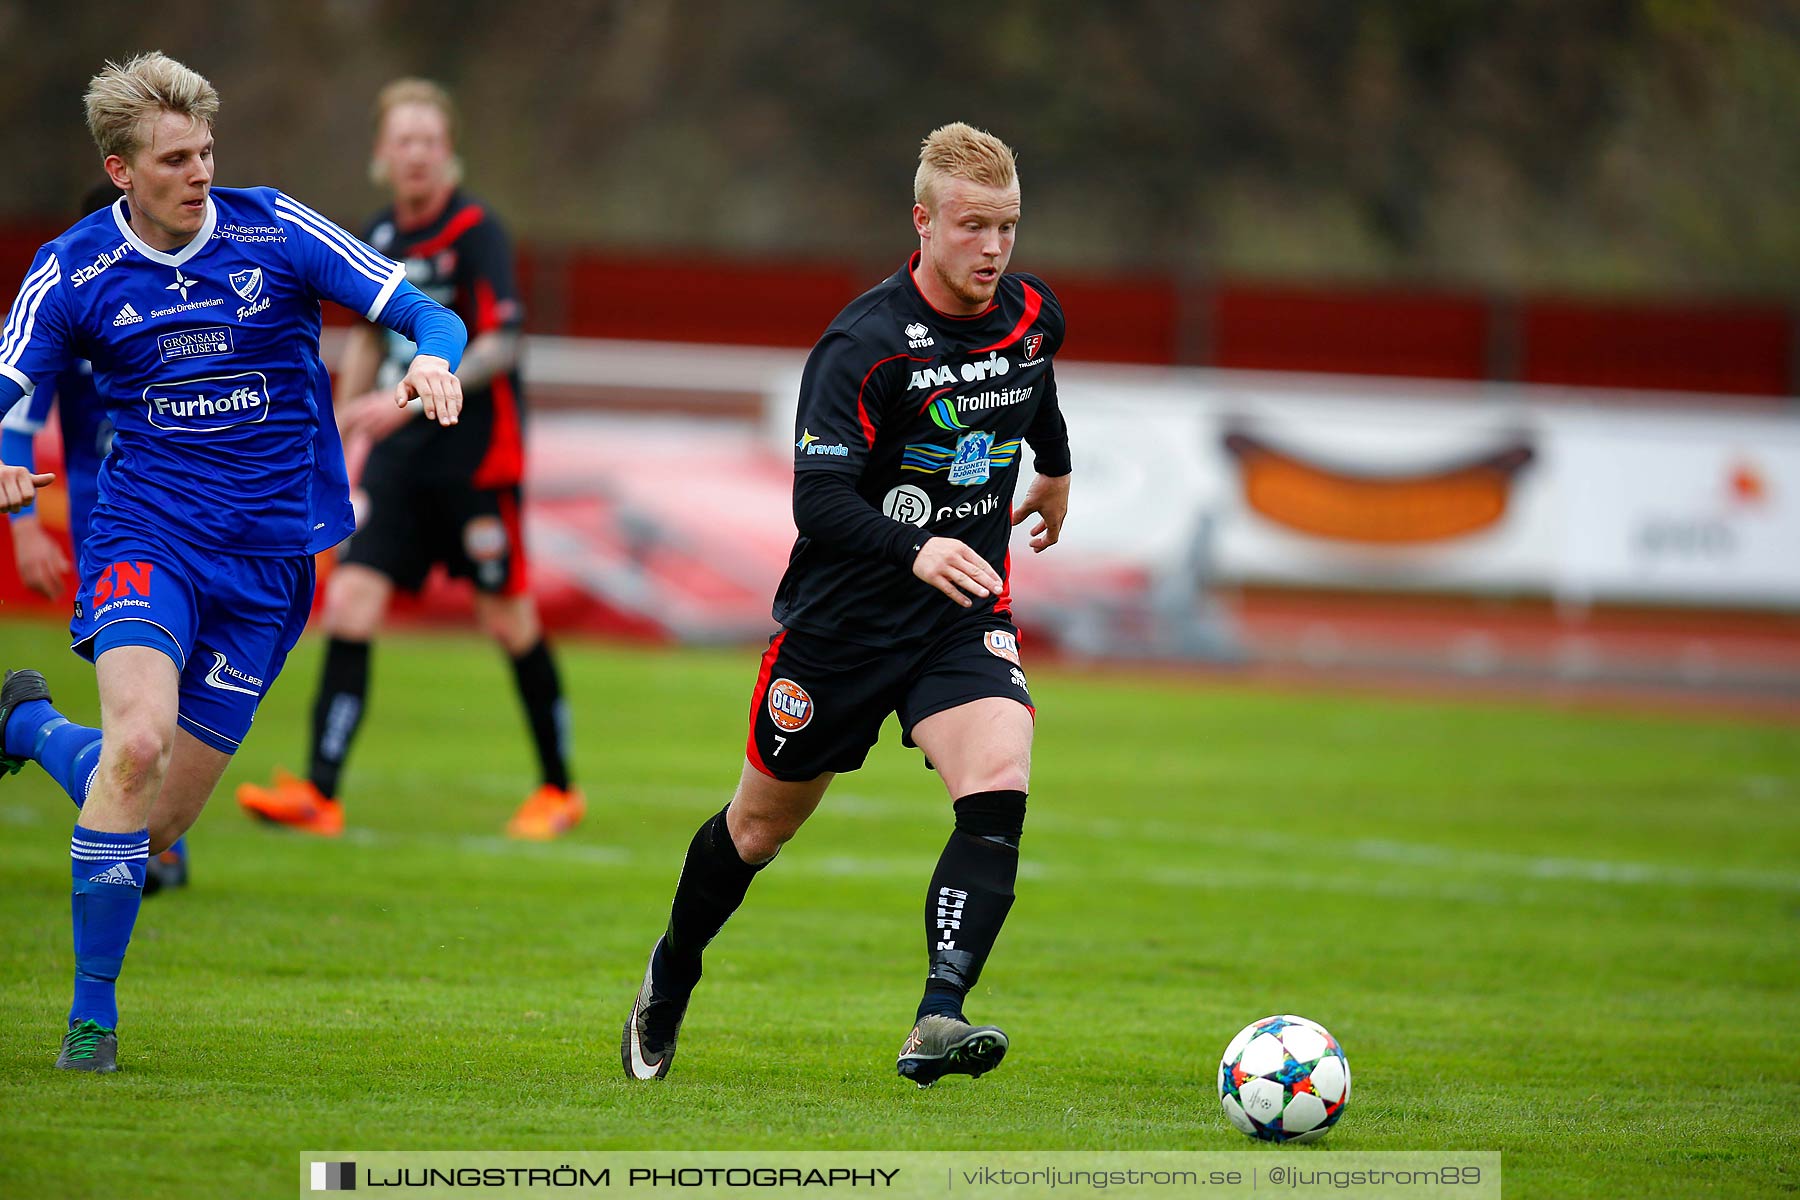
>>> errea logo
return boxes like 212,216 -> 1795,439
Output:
904,322 -> 934,349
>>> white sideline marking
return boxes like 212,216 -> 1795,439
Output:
339,779 -> 1799,894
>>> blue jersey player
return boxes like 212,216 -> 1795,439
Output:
3,183 -> 189,895
0,53 -> 467,1074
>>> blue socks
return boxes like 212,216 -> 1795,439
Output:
5,699 -> 103,808
69,826 -> 148,1029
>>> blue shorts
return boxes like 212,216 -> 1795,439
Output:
70,519 -> 315,754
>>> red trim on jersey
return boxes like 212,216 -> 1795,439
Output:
970,282 -> 1042,354
854,353 -> 933,448
905,252 -> 998,319
917,385 -> 955,415
745,631 -> 789,778
405,204 -> 486,261
497,487 -> 530,596
471,279 -> 525,487
473,373 -> 523,487
471,273 -> 507,336
994,546 -> 1014,621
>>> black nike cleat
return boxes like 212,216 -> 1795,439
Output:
55,1019 -> 118,1073
0,668 -> 51,777
621,937 -> 693,1081
143,844 -> 189,896
896,1014 -> 1009,1088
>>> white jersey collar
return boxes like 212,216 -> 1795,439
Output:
112,195 -> 217,267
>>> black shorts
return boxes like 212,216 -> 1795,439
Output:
745,615 -> 1035,782
339,476 -> 528,596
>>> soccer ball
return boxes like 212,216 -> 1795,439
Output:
1218,1014 -> 1351,1143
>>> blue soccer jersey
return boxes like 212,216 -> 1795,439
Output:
0,187 -> 408,556
53,364 -> 112,551
1,360 -> 112,550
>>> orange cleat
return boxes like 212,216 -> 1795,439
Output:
506,785 -> 586,841
235,768 -> 344,837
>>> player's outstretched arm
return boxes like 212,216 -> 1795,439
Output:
371,280 -> 468,428
1011,471 -> 1071,553
11,514 -> 70,599
912,536 -> 1004,608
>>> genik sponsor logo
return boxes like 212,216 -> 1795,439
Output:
881,485 -> 1001,527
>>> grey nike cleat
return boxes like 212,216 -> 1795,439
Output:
56,1019 -> 118,1073
0,668 -> 51,776
621,937 -> 692,1081
896,1014 -> 1009,1088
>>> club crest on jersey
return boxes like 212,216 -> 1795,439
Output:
228,267 -> 264,303
1023,332 -> 1044,361
949,431 -> 994,486
984,630 -> 1021,666
767,678 -> 814,732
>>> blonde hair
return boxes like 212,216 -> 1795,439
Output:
84,52 -> 218,162
913,122 -> 1017,213
369,77 -> 462,188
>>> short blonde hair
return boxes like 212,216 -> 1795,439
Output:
374,77 -> 459,141
370,77 -> 462,188
84,52 -> 218,162
913,122 -> 1017,213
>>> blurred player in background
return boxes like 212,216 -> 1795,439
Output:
1,181 -> 188,894
236,79 -> 580,841
0,52 -> 466,1072
621,123 -> 1072,1086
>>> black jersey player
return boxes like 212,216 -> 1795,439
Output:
237,79 -> 580,840
622,122 -> 1072,1087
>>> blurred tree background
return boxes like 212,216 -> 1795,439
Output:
0,0 -> 1793,295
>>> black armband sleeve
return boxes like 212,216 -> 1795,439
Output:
793,470 -> 927,569
1026,365 -> 1072,477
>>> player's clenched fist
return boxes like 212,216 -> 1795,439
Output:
396,354 -> 462,426
0,465 -> 55,515
912,536 -> 1004,608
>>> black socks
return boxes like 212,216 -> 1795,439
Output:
662,805 -> 768,990
308,638 -> 370,799
917,789 -> 1027,1021
510,639 -> 571,790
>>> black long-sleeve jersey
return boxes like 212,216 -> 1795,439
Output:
772,254 -> 1071,646
363,191 -> 525,486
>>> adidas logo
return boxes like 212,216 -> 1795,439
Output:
87,861 -> 139,887
112,303 -> 142,327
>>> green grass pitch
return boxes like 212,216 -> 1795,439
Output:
0,619 -> 1794,1198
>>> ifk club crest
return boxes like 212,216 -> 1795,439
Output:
228,267 -> 264,303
